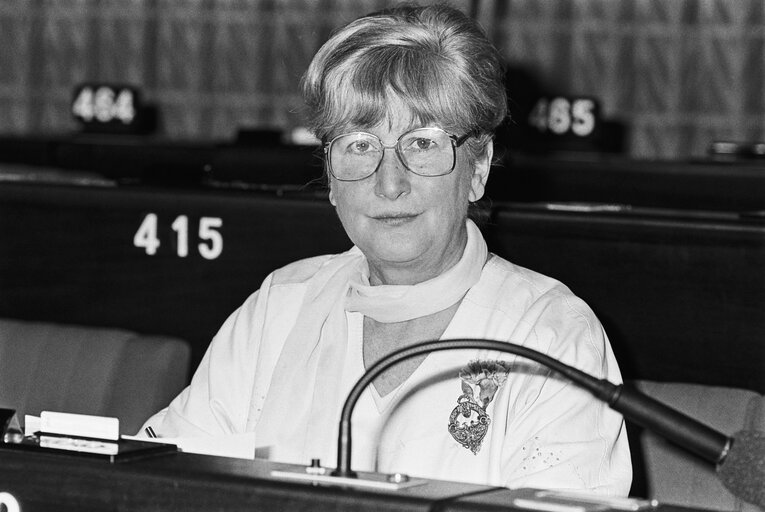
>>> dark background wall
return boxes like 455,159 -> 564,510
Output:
1,0 -> 764,160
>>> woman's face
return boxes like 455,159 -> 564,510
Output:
328,100 -> 491,285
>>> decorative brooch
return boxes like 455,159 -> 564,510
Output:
448,360 -> 512,454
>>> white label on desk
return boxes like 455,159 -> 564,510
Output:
40,411 -> 119,441
24,414 -> 41,436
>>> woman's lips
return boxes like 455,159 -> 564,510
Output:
371,212 -> 420,225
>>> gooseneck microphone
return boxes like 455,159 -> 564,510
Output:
331,338 -> 764,508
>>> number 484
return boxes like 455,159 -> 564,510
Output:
134,213 -> 223,260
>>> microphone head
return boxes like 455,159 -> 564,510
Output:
717,430 -> 765,508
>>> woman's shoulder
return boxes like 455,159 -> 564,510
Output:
269,248 -> 357,286
470,254 -> 597,322
482,254 -> 573,295
466,254 -> 612,371
217,250 -> 358,343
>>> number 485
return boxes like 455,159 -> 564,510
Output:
134,213 -> 223,260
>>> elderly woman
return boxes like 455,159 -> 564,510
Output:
141,4 -> 631,495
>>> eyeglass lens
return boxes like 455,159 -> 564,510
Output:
329,128 -> 455,180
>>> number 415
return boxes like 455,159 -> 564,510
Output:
134,213 -> 223,260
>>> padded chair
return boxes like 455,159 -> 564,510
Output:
629,381 -> 764,512
0,318 -> 191,435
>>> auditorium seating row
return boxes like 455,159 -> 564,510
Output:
0,317 -> 190,435
0,171 -> 763,509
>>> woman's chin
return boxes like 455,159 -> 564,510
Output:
362,239 -> 431,271
367,244 -> 425,266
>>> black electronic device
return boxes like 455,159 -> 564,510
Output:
0,408 -> 177,463
0,433 -> 177,463
0,409 -> 22,443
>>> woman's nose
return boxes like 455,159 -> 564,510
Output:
374,149 -> 411,200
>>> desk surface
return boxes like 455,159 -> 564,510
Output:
0,447 -> 707,512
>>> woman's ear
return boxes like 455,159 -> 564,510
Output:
468,140 -> 493,202
328,181 -> 337,206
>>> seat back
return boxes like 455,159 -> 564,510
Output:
0,318 -> 191,435
629,381 -> 765,511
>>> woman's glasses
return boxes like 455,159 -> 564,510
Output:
324,127 -> 472,181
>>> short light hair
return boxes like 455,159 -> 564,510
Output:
301,3 -> 508,162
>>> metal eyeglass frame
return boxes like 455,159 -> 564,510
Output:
323,127 -> 474,182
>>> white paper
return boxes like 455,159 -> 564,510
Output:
121,432 -> 269,460
40,411 -> 119,441
24,415 -> 41,436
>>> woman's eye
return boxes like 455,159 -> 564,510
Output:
350,140 -> 372,153
412,138 -> 436,151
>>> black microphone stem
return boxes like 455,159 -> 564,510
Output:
332,338 -> 730,478
608,385 -> 730,464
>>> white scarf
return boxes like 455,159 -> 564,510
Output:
251,220 -> 487,464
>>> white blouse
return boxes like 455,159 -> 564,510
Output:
142,254 -> 632,495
